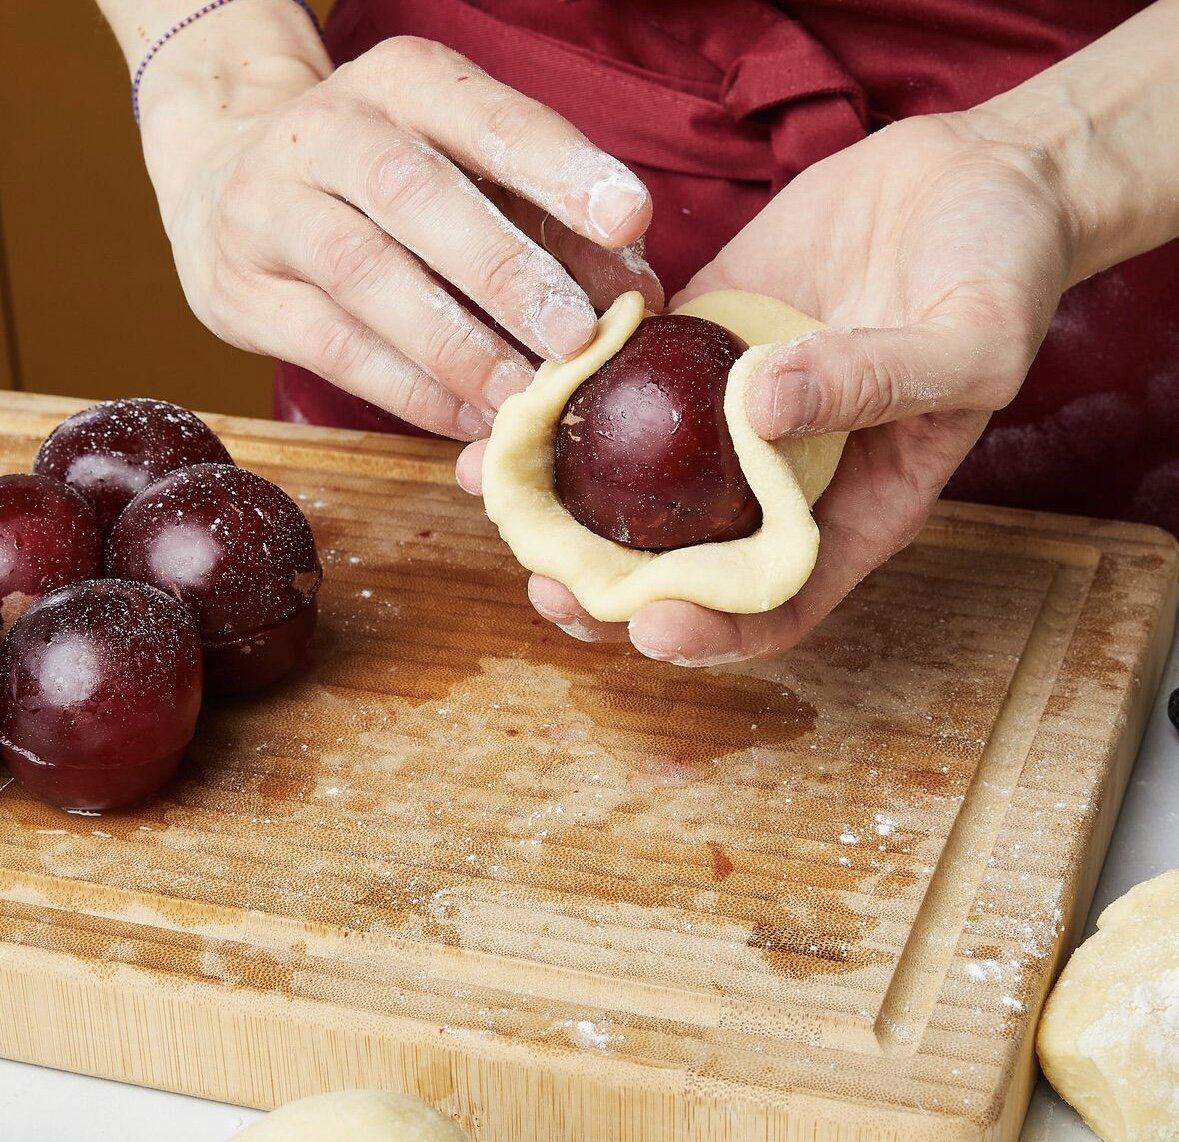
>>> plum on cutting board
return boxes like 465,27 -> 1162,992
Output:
0,473 -> 103,633
106,463 -> 322,695
0,579 -> 203,812
33,397 -> 233,532
553,314 -> 761,551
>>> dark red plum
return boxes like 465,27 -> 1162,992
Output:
0,580 -> 203,812
33,397 -> 233,532
554,314 -> 761,551
106,463 -> 321,694
0,473 -> 104,634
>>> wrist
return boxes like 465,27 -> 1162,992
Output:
953,97 -> 1092,289
964,1 -> 1179,287
968,87 -> 1141,290
112,0 -> 331,217
133,0 -> 330,125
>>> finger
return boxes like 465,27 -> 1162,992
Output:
252,279 -> 491,440
531,219 -> 664,314
296,112 -> 597,361
626,518 -> 865,666
745,305 -> 1027,439
528,576 -> 629,644
455,439 -> 486,495
485,186 -> 664,313
458,449 -> 623,643
624,527 -> 866,667
271,189 -> 534,411
364,38 -> 652,249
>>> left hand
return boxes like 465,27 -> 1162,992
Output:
457,110 -> 1078,663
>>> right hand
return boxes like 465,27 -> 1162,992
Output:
457,110 -> 1077,661
139,35 -> 662,438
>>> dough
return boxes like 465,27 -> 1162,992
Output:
232,1090 -> 471,1141
1036,870 -> 1179,1141
481,290 -> 846,622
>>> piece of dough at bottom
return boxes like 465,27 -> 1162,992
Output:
482,290 -> 846,622
232,1090 -> 471,1141
1036,869 -> 1179,1141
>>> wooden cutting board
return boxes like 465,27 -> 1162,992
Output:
1,392 -> 1175,1141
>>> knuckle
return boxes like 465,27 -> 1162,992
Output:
365,136 -> 440,217
480,92 -> 537,155
842,339 -> 899,426
284,89 -> 337,137
214,159 -> 286,252
421,314 -> 484,382
311,221 -> 388,297
303,316 -> 372,381
217,162 -> 262,227
398,374 -> 451,429
373,35 -> 454,73
473,237 -> 539,302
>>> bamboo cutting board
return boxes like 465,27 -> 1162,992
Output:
0,392 -> 1175,1141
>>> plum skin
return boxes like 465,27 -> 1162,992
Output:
554,314 -> 761,551
33,397 -> 233,533
0,579 -> 203,813
202,598 -> 319,697
0,473 -> 103,634
106,463 -> 322,694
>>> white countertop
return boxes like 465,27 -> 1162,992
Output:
3,632 -> 1177,1142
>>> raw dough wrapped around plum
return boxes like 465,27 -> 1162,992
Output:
482,290 -> 846,622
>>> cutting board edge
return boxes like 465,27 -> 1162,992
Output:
996,541 -> 1179,1141
1022,534 -> 1178,1019
0,940 -> 1030,1142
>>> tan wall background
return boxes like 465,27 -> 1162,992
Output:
0,1 -> 334,417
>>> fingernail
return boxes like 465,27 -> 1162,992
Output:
617,241 -> 660,286
455,459 -> 480,495
556,617 -> 598,642
630,637 -> 743,668
586,172 -> 647,240
483,358 -> 533,408
536,292 -> 596,359
456,401 -> 489,439
749,360 -> 820,439
532,597 -> 574,624
630,638 -> 677,662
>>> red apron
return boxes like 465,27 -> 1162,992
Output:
274,0 -> 1179,536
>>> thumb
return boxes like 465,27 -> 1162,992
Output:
745,313 -> 1029,439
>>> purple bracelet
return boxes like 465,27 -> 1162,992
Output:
131,0 -> 322,124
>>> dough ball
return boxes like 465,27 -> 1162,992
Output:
1036,869 -> 1179,1140
232,1090 -> 471,1142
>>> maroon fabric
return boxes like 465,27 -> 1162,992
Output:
273,0 -> 1179,535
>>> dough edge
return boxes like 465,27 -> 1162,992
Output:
233,1089 -> 469,1141
1035,869 -> 1179,1142
482,289 -> 847,623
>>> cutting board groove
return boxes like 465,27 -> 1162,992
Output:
1,393 -> 1175,1141
876,556 -> 1095,1055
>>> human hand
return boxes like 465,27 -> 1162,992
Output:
459,111 -> 1077,660
138,34 -> 661,439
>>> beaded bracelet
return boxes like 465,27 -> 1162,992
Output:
131,0 -> 322,124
